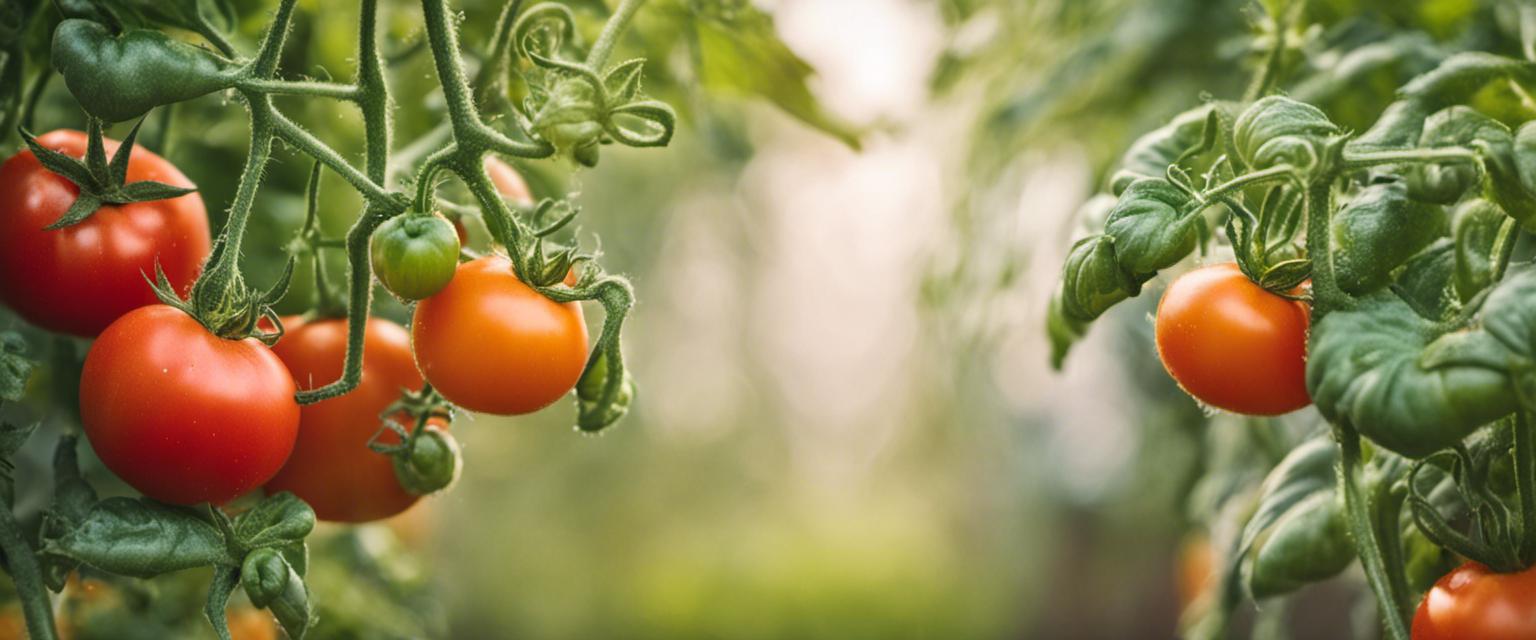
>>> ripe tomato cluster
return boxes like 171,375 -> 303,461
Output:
2,131 -> 585,522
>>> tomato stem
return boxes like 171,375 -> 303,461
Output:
587,0 -> 650,70
0,501 -> 58,640
1334,425 -> 1412,640
1340,146 -> 1479,170
1517,411 -> 1536,565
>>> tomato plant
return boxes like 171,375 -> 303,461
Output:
1154,263 -> 1310,416
1040,4 -> 1536,639
412,255 -> 589,416
0,0 -> 714,634
0,128 -> 209,336
79,304 -> 299,505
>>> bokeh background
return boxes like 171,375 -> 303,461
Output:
4,0 -> 1522,638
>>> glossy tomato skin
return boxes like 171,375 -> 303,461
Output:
80,305 -> 299,505
265,317 -> 432,522
1412,562 -> 1536,640
412,255 -> 588,415
1155,263 -> 1310,416
0,130 -> 210,336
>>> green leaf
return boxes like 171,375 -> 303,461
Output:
231,492 -> 315,549
242,548 -> 311,639
1306,270 -> 1536,457
603,58 -> 646,103
1056,234 -> 1136,322
1108,103 -> 1216,195
1232,96 -> 1338,171
691,6 -> 862,149
0,331 -> 34,403
1103,178 -> 1198,275
45,497 -> 233,577
1391,239 -> 1457,322
1451,199 -> 1507,303
1332,182 -> 1448,295
1237,437 -> 1355,599
1410,106 -> 1509,204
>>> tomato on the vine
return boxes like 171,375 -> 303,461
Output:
1154,262 -> 1310,416
1412,562 -> 1536,640
79,305 -> 298,505
412,255 -> 588,415
0,130 -> 210,336
265,316 -> 435,523
371,212 -> 460,301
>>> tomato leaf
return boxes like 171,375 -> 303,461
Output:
231,491 -> 315,550
1452,199 -> 1508,303
1332,182 -> 1448,295
37,436 -> 98,590
242,548 -> 312,639
1391,239 -> 1457,322
1236,437 -> 1354,599
688,4 -> 862,149
43,497 -> 233,577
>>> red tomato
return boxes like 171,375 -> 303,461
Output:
265,317 -> 434,522
484,156 -> 534,205
1154,263 -> 1310,415
412,255 -> 588,415
0,130 -> 210,336
80,305 -> 299,505
1413,561 -> 1536,640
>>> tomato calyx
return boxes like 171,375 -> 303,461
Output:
147,243 -> 295,345
19,118 -> 196,230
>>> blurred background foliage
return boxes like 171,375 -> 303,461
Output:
0,0 -> 1530,638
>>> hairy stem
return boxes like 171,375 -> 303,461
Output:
1335,426 -> 1412,640
0,504 -> 58,640
586,0 -> 649,69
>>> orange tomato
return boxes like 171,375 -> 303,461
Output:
412,255 -> 587,415
1155,263 -> 1310,415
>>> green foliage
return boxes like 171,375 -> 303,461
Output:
1238,437 -> 1353,599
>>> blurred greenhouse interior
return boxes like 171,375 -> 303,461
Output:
8,0 -> 1513,637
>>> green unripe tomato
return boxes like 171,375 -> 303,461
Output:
371,213 -> 460,301
392,426 -> 461,496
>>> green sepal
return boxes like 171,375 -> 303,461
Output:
19,120 -> 196,230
